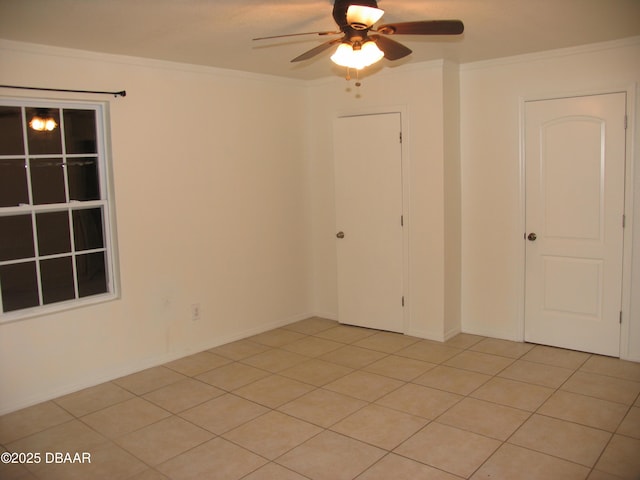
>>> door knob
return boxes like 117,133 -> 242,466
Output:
336,231 -> 345,239
527,232 -> 537,241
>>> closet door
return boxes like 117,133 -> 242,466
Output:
333,113 -> 404,332
524,93 -> 626,356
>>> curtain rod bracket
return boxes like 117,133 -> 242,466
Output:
0,85 -> 127,97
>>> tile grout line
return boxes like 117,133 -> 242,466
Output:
467,347 -> 576,479
3,321 -> 639,479
172,334 -> 637,479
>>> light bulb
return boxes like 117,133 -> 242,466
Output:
29,114 -> 58,132
29,117 -> 46,131
44,119 -> 57,131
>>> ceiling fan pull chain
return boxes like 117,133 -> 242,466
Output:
343,67 -> 362,86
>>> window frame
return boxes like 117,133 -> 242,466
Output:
0,97 -> 119,323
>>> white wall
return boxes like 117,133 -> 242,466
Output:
2,35 -> 639,413
460,38 -> 640,360
443,60 -> 462,339
0,41 -> 313,413
306,61 -> 461,340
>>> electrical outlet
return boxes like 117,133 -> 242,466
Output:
191,303 -> 201,321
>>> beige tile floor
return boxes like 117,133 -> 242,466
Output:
1,317 -> 640,480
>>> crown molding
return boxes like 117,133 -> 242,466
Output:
460,36 -> 640,71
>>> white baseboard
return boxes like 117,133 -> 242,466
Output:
406,328 -> 445,342
0,311 -> 316,415
312,311 -> 338,321
444,326 -> 462,342
622,353 -> 640,363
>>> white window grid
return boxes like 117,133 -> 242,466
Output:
0,99 -> 118,322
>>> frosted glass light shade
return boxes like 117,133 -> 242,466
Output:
346,5 -> 384,29
331,43 -> 355,67
330,41 -> 384,70
360,40 -> 384,65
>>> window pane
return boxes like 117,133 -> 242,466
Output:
73,208 -> 104,251
76,252 -> 107,297
0,159 -> 29,207
40,256 -> 75,304
0,101 -> 115,318
36,211 -> 71,256
30,158 -> 66,204
0,106 -> 25,155
63,109 -> 97,154
0,261 -> 39,312
0,215 -> 34,261
26,108 -> 62,155
68,157 -> 100,201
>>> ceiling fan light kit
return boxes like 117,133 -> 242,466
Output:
330,40 -> 384,69
254,0 -> 464,83
29,109 -> 58,131
29,116 -> 57,132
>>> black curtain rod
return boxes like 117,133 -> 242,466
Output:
0,84 -> 126,97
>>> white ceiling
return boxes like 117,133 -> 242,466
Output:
1,0 -> 639,81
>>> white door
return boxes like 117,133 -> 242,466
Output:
333,113 -> 404,332
524,93 -> 626,356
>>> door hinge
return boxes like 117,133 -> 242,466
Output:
624,115 -> 627,130
399,131 -> 403,143
622,214 -> 626,228
401,215 -> 404,227
402,296 -> 405,307
620,311 -> 623,324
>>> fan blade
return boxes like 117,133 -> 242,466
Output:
291,38 -> 343,62
253,31 -> 340,41
375,20 -> 464,36
370,35 -> 412,61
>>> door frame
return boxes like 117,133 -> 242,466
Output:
334,104 -> 411,335
517,86 -> 636,359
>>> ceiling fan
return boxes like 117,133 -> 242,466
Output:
254,0 -> 464,78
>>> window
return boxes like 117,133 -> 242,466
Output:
0,99 -> 118,321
